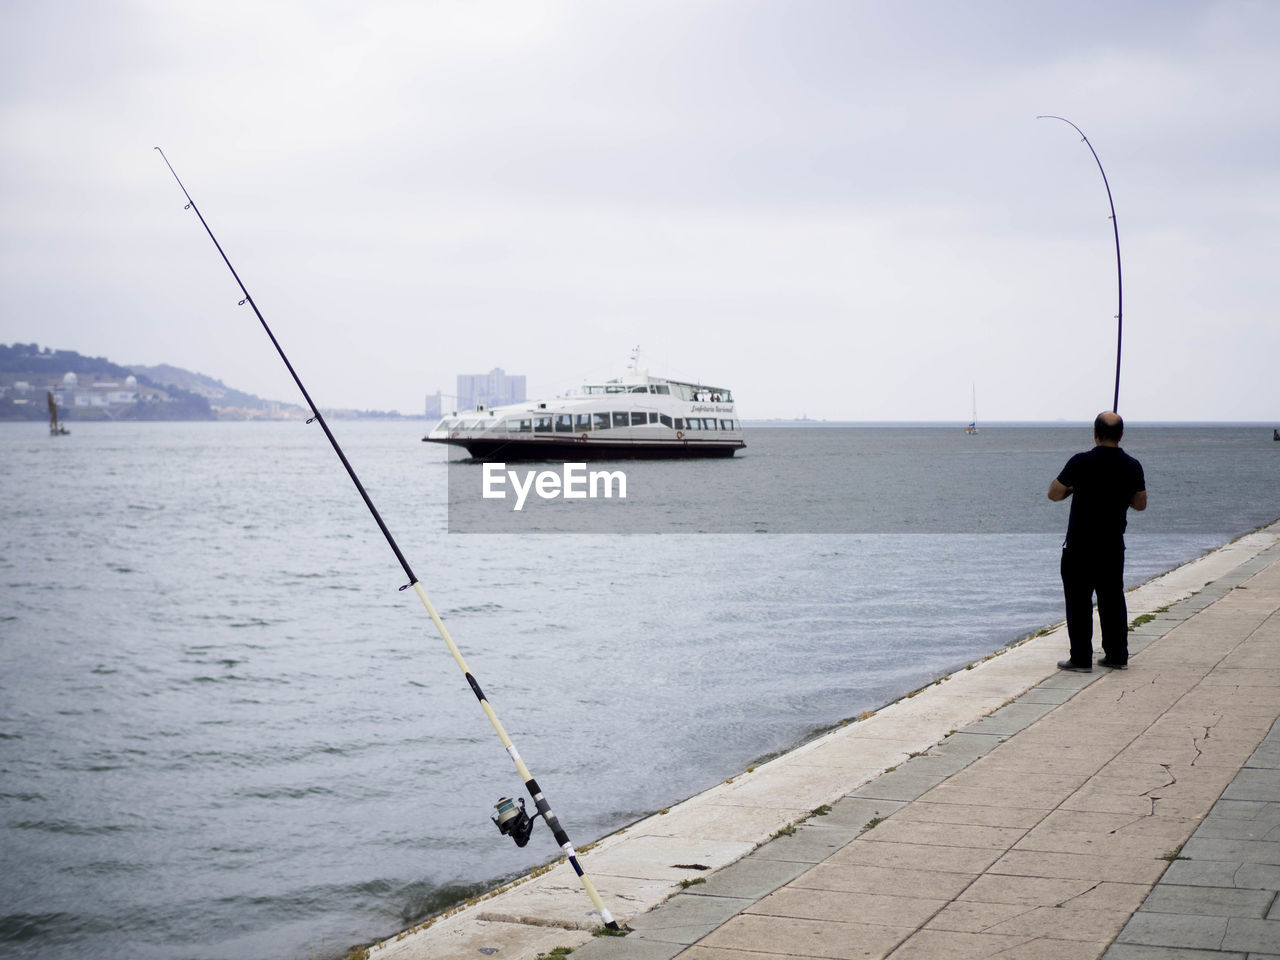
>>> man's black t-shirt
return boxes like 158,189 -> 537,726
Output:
1057,445 -> 1145,554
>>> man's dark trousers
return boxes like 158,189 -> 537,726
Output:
1061,546 -> 1128,666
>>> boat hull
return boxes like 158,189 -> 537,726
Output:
424,436 -> 743,461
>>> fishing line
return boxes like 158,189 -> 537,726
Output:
154,147 -> 619,931
1037,115 -> 1124,413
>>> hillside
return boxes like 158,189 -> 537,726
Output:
0,343 -> 293,421
1,343 -> 408,421
1,343 -> 215,421
127,363 -> 304,416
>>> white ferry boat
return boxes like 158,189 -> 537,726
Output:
423,362 -> 745,460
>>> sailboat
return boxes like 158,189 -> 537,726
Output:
964,384 -> 978,435
47,391 -> 69,436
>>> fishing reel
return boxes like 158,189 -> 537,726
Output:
492,796 -> 540,848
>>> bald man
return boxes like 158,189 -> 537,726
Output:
1048,412 -> 1147,672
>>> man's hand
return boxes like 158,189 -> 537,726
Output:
1048,479 -> 1072,501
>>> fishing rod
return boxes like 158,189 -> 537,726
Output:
153,147 -> 619,932
1037,115 -> 1123,413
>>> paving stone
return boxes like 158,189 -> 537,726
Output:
570,935 -> 685,960
1206,800 -> 1280,823
694,913 -> 914,960
861,817 -> 1027,850
794,861 -> 977,900
1103,945 -> 1245,960
827,838 -> 1004,875
1159,858 -> 1249,887
989,849 -> 1167,884
929,731 -> 1006,757
892,752 -> 980,778
1222,917 -> 1280,954
921,778 -> 1073,810
745,886 -> 947,926
1230,864 -> 1280,891
1246,745 -> 1280,769
1039,672 -> 1101,691
984,903 -> 1133,940
889,799 -> 1047,829
958,874 -> 1146,911
747,823 -> 850,864
924,899 -> 1032,933
680,947 -> 801,960
689,856 -> 809,900
1182,839 -> 1280,866
1196,818 -> 1280,841
965,701 -> 1058,735
1017,685 -> 1081,705
879,928 -> 1035,960
1139,883 -> 1276,918
624,893 -> 755,945
811,796 -> 905,832
1117,911 -> 1229,949
848,770 -> 948,801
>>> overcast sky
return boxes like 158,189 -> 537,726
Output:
2,1 -> 1277,420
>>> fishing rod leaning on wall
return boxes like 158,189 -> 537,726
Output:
153,147 -> 619,932
1037,115 -> 1124,413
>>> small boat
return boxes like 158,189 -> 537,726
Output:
424,354 -> 744,460
47,392 -> 69,436
964,384 -> 979,435
1273,428 -> 1279,441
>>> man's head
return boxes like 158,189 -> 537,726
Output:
1094,411 -> 1124,445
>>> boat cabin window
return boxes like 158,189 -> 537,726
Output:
702,418 -> 718,430
629,412 -> 647,426
555,415 -> 574,433
659,414 -> 672,427
591,412 -> 610,430
649,412 -> 659,424
575,414 -> 593,431
684,418 -> 700,431
534,416 -> 553,432
653,385 -> 670,395
673,418 -> 684,430
612,412 -> 628,428
605,384 -> 627,394
466,419 -> 486,430
630,385 -> 648,393
507,419 -> 533,433
720,419 -> 734,430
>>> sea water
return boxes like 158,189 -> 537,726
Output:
1,421 -> 1276,959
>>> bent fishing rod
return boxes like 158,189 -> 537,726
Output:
153,147 -> 619,931
1037,115 -> 1124,413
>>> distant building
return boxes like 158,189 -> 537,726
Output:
456,368 -> 526,412
425,390 -> 443,419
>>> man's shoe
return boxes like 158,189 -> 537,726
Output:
1057,659 -> 1092,672
1097,659 -> 1128,670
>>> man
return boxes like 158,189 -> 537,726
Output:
1048,411 -> 1147,672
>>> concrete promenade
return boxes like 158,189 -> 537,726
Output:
372,522 -> 1280,960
